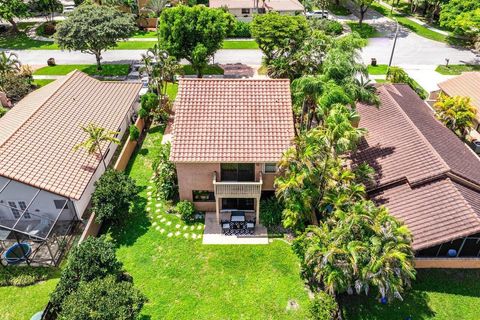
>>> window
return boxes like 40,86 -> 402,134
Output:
7,201 -> 30,219
222,198 -> 254,210
264,163 -> 277,173
221,163 -> 255,181
192,191 -> 215,202
54,200 -> 69,210
241,8 -> 250,14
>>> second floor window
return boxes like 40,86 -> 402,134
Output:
221,163 -> 255,181
264,163 -> 277,173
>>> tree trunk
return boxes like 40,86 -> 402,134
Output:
196,68 -> 203,78
335,0 -> 340,5
8,19 -> 19,33
95,52 -> 103,71
310,210 -> 319,225
359,6 -> 366,25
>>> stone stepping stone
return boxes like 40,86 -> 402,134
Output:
155,209 -> 161,213
175,224 -> 181,229
183,233 -> 189,238
156,203 -> 162,208
190,226 -> 195,230
147,191 -> 152,196
167,232 -> 173,237
175,231 -> 181,236
197,225 -> 203,230
152,222 -> 157,226
166,221 -> 172,226
155,226 -> 160,230
183,226 -> 188,230
147,185 -> 153,190
146,207 -> 151,212
191,234 -> 197,239
160,218 -> 166,222
160,229 -> 165,233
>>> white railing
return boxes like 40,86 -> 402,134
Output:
213,172 -> 263,198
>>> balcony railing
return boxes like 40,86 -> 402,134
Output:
213,172 -> 263,198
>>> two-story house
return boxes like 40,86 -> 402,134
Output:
170,79 -> 295,224
209,0 -> 304,21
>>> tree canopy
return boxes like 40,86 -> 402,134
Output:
439,0 -> 480,37
55,4 -> 136,69
0,0 -> 29,33
158,5 -> 234,77
434,93 -> 477,138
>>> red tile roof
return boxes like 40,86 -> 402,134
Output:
170,79 -> 295,163
355,84 -> 480,250
0,71 -> 141,199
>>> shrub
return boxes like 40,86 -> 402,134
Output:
49,236 -> 123,316
229,21 -> 251,38
259,197 -> 284,232
386,66 -> 428,99
138,107 -> 149,119
152,143 -> 178,201
92,169 -> 138,224
310,19 -> 343,35
129,124 -> 140,141
141,92 -> 159,113
0,73 -> 32,102
176,200 -> 195,222
58,275 -> 147,320
0,266 -> 54,287
0,107 -> 7,118
309,291 -> 339,320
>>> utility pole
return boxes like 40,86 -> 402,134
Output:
387,18 -> 399,72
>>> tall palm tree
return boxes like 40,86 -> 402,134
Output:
0,52 -> 21,78
73,123 -> 120,169
291,76 -> 325,133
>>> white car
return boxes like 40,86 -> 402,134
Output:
138,76 -> 149,97
306,10 -> 329,19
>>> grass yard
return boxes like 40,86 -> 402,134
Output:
435,64 -> 480,75
33,79 -> 55,87
328,4 -> 351,16
165,82 -> 178,100
347,22 -> 381,38
341,269 -> 480,320
108,124 -> 310,320
368,64 -> 389,75
183,64 -> 224,75
222,40 -> 259,49
0,267 -> 60,320
370,2 -> 448,43
33,64 -> 130,77
131,30 -> 158,38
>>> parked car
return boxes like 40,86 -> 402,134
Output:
306,10 -> 329,19
139,76 -> 149,97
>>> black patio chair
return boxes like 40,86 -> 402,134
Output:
221,220 -> 230,234
246,219 -> 255,235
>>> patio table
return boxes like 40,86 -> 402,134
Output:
230,211 -> 245,222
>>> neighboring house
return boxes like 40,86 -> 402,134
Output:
209,0 -> 304,21
170,79 -> 294,223
0,71 -> 141,265
354,84 -> 480,265
429,72 -> 480,131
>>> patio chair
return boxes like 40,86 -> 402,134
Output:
221,220 -> 230,235
246,219 -> 255,235
28,217 -> 51,239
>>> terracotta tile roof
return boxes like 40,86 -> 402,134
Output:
438,72 -> 480,119
170,79 -> 295,163
355,84 -> 480,250
0,71 -> 141,200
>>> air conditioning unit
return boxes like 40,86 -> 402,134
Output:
471,140 -> 480,154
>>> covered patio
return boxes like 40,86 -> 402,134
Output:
203,212 -> 269,245
0,178 -> 80,267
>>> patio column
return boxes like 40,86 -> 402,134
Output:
255,197 -> 260,223
216,196 -> 221,223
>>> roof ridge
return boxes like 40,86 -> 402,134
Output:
0,71 -> 80,149
380,84 -> 452,182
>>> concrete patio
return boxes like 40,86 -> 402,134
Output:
202,212 -> 269,245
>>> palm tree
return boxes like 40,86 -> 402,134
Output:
0,52 -> 21,78
434,93 -> 477,138
291,76 -> 325,133
73,123 -> 120,169
144,0 -> 169,17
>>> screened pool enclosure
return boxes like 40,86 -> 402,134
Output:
0,177 -> 80,267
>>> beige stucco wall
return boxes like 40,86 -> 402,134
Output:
176,162 -> 277,211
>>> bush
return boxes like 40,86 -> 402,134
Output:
259,197 -> 284,232
0,73 -> 33,102
176,200 -> 195,222
386,66 -> 428,99
49,236 -> 123,316
58,275 -> 147,320
0,107 -> 7,118
309,291 -> 339,320
229,21 -> 251,38
141,92 -> 159,113
0,266 -> 54,287
310,19 -> 343,35
138,107 -> 149,119
129,124 -> 140,141
92,169 -> 138,224
152,143 -> 178,201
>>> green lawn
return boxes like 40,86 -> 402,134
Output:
0,267 -> 60,320
370,2 -> 448,43
368,64 -> 389,75
131,30 -> 158,38
165,82 -> 178,100
347,22 -> 381,38
341,269 -> 480,320
182,64 -> 224,75
435,64 -> 480,75
108,124 -> 310,320
222,40 -> 259,49
33,79 -> 55,87
328,4 -> 351,16
0,32 -> 59,50
33,64 -> 130,76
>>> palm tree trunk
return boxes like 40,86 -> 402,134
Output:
96,142 -> 108,170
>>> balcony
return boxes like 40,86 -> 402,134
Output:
212,172 -> 263,198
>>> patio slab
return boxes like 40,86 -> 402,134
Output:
202,212 -> 269,245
